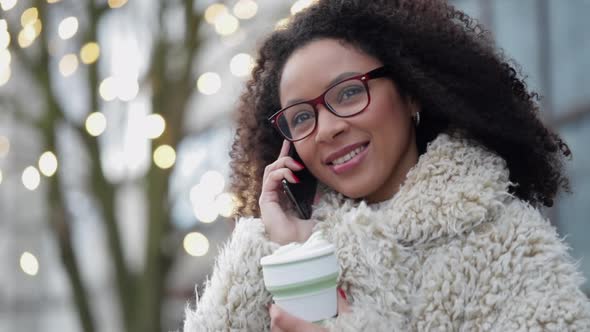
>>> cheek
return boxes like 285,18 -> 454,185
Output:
294,142 -> 316,167
295,143 -> 328,183
372,99 -> 411,133
362,107 -> 402,137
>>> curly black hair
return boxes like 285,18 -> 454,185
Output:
229,0 -> 570,218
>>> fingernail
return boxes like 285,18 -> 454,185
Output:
293,174 -> 300,183
294,160 -> 305,169
338,288 -> 347,301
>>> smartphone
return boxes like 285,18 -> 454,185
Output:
282,145 -> 317,219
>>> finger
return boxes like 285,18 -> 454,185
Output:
279,139 -> 290,158
270,305 -> 325,332
337,288 -> 351,314
278,140 -> 306,169
263,156 -> 304,183
264,157 -> 304,177
270,319 -> 285,332
262,169 -> 299,195
264,169 -> 300,191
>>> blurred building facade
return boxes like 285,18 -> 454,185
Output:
453,0 -> 590,289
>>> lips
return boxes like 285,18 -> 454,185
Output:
324,142 -> 370,165
327,142 -> 370,175
331,144 -> 368,165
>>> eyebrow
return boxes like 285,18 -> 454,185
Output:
284,71 -> 361,107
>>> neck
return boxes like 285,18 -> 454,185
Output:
365,138 -> 419,204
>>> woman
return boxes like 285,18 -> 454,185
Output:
184,0 -> 590,331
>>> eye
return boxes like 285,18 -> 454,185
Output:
337,85 -> 363,103
290,109 -> 315,127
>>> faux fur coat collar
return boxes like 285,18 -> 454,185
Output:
312,132 -> 512,247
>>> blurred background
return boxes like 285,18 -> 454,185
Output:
0,0 -> 588,331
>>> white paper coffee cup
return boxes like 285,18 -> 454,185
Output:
261,231 -> 339,323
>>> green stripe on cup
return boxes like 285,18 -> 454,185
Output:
266,272 -> 338,298
262,251 -> 334,267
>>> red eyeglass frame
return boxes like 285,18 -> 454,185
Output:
267,66 -> 390,142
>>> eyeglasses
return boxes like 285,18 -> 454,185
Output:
268,66 -> 390,142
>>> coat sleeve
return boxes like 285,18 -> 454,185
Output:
320,305 -> 406,331
183,217 -> 280,332
490,204 -> 590,331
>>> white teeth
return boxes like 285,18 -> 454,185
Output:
331,145 -> 366,165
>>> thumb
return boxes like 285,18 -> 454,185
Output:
296,219 -> 317,243
270,305 -> 325,332
337,288 -> 351,314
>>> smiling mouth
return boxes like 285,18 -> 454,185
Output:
329,144 -> 368,165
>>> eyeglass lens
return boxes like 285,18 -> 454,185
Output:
276,79 -> 369,140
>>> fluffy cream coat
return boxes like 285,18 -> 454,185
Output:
184,134 -> 590,331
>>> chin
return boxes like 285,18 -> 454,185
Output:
331,185 -> 372,200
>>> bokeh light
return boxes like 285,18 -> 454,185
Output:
291,0 -> 317,15
233,0 -> 258,20
117,78 -> 139,101
0,20 -> 10,48
193,201 -> 218,223
38,151 -> 58,177
20,7 -> 38,27
58,16 -> 78,40
22,166 -> 41,191
144,113 -> 166,139
85,112 -> 107,136
183,232 -> 209,257
0,66 -> 10,86
197,72 -> 221,95
214,13 -> 239,36
204,3 -> 228,24
99,76 -> 117,101
47,0 -> 62,3
0,0 -> 18,11
153,145 -> 176,169
230,53 -> 254,77
0,50 -> 10,86
98,76 -> 138,101
32,19 -> 42,37
215,192 -> 236,218
0,49 -> 11,65
80,42 -> 100,64
189,183 -> 209,205
23,25 -> 36,41
20,252 -> 39,276
275,18 -> 290,30
59,54 -> 79,77
17,29 -> 34,48
108,0 -> 128,9
0,136 -> 9,157
190,183 -> 218,223
200,170 -> 225,196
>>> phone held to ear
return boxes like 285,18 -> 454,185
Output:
282,145 -> 317,220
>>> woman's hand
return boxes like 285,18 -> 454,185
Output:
259,140 -> 316,245
269,288 -> 350,331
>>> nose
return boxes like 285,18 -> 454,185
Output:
313,104 -> 349,144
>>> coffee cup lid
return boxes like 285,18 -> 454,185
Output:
260,243 -> 335,266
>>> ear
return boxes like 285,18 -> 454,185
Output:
405,95 -> 421,118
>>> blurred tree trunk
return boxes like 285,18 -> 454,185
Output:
5,0 -> 203,331
132,2 -> 201,331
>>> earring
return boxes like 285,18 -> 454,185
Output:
413,112 -> 421,126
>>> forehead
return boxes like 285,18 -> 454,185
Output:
279,39 -> 381,106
